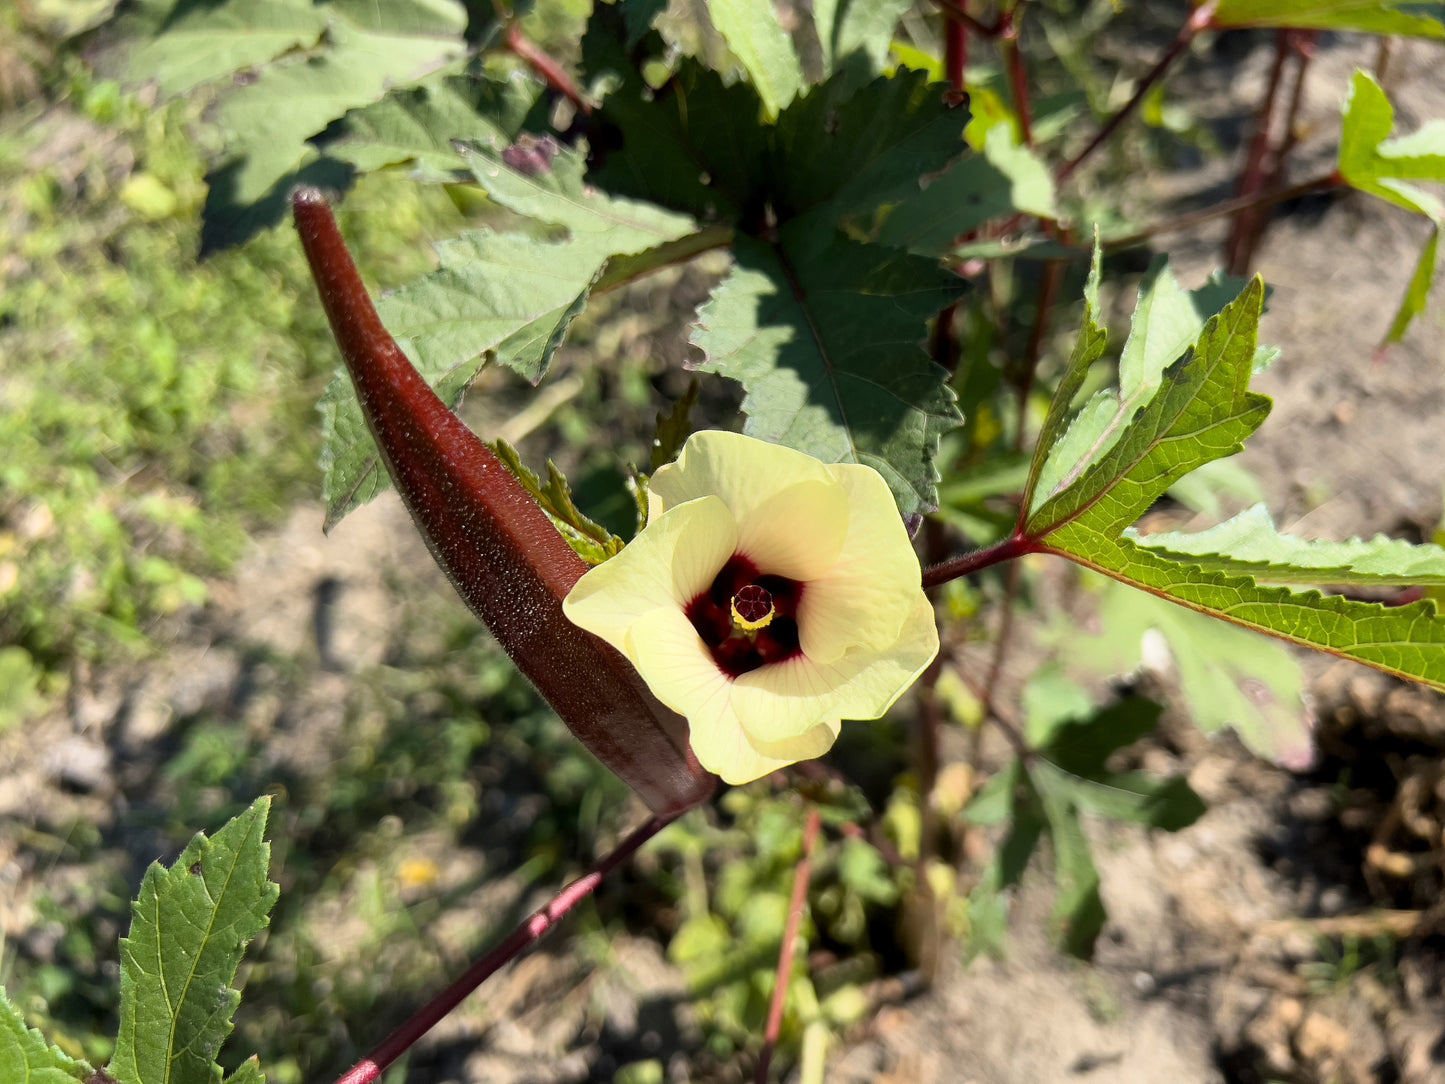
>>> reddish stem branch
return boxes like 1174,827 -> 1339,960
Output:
332,814 -> 675,1084
1057,2 -> 1215,184
1225,29 -> 1291,274
756,807 -> 822,1084
505,22 -> 592,115
1013,258 -> 1064,451
944,15 -> 969,90
1105,170 -> 1342,249
933,0 -> 999,39
922,532 -> 1036,589
999,11 -> 1034,147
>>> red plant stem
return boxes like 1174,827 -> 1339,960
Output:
933,0 -> 998,39
978,559 -> 1023,742
1226,29 -> 1290,274
998,9 -> 1033,147
1267,31 -> 1318,187
1013,258 -> 1064,452
332,814 -> 675,1084
921,532 -> 1036,589
505,22 -> 592,114
1105,170 -> 1342,250
944,14 -> 968,90
755,807 -> 822,1084
1057,2 -> 1215,185
292,190 -> 714,815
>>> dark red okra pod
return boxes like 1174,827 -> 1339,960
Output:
293,189 -> 716,815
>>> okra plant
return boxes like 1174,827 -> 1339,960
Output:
6,0 -> 1445,1081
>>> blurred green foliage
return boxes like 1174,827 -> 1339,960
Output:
0,65 -> 463,703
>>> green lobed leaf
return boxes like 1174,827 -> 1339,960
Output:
690,222 -> 965,516
1340,71 -> 1445,217
1031,263 -> 1251,518
319,69 -> 547,180
1047,574 -> 1310,764
582,21 -> 771,221
1133,503 -> 1445,586
1165,456 -> 1266,520
200,0 -> 469,249
964,761 -> 1044,957
772,67 -> 970,224
863,124 -> 1056,258
1023,267 -> 1445,751
964,695 -> 1202,957
1031,766 -> 1105,958
0,989 -> 92,1084
110,0 -> 330,97
109,796 -> 278,1084
320,141 -> 698,527
1050,528 -> 1445,724
652,378 -> 701,471
1211,0 -> 1445,37
1382,226 -> 1441,348
620,0 -> 669,46
813,0 -> 913,83
1029,277 -> 1271,538
708,0 -> 805,119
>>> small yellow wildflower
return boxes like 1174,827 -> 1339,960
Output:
563,431 -> 939,785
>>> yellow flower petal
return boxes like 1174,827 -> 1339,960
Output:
730,592 -> 939,742
733,479 -> 848,580
624,606 -> 734,728
564,496 -> 736,653
797,464 -> 922,664
649,430 -> 836,523
692,716 -> 842,786
622,607 -> 845,784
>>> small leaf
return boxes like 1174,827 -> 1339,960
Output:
1038,696 -> 1163,779
708,0 -> 804,119
107,0 -> 330,97
109,796 -> 278,1084
490,439 -> 624,565
1381,226 -> 1441,349
1338,71 -> 1445,346
652,378 -> 700,471
1211,0 -> 1445,37
1031,766 -> 1105,958
320,70 -> 547,180
965,762 -> 1044,956
1028,277 -> 1271,539
690,223 -> 964,516
199,0 -> 470,248
813,0 -> 912,80
224,1058 -> 267,1084
0,988 -> 92,1084
1340,71 -> 1445,217
1133,502 -> 1445,586
1031,264 -> 1252,518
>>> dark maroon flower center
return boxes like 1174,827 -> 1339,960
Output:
685,555 -> 803,678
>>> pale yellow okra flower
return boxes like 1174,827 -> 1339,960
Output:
562,431 -> 939,785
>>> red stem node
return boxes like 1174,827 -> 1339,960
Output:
292,190 -> 715,815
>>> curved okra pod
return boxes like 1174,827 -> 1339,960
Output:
292,189 -> 716,815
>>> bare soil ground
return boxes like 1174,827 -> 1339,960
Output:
4,28 -> 1445,1084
